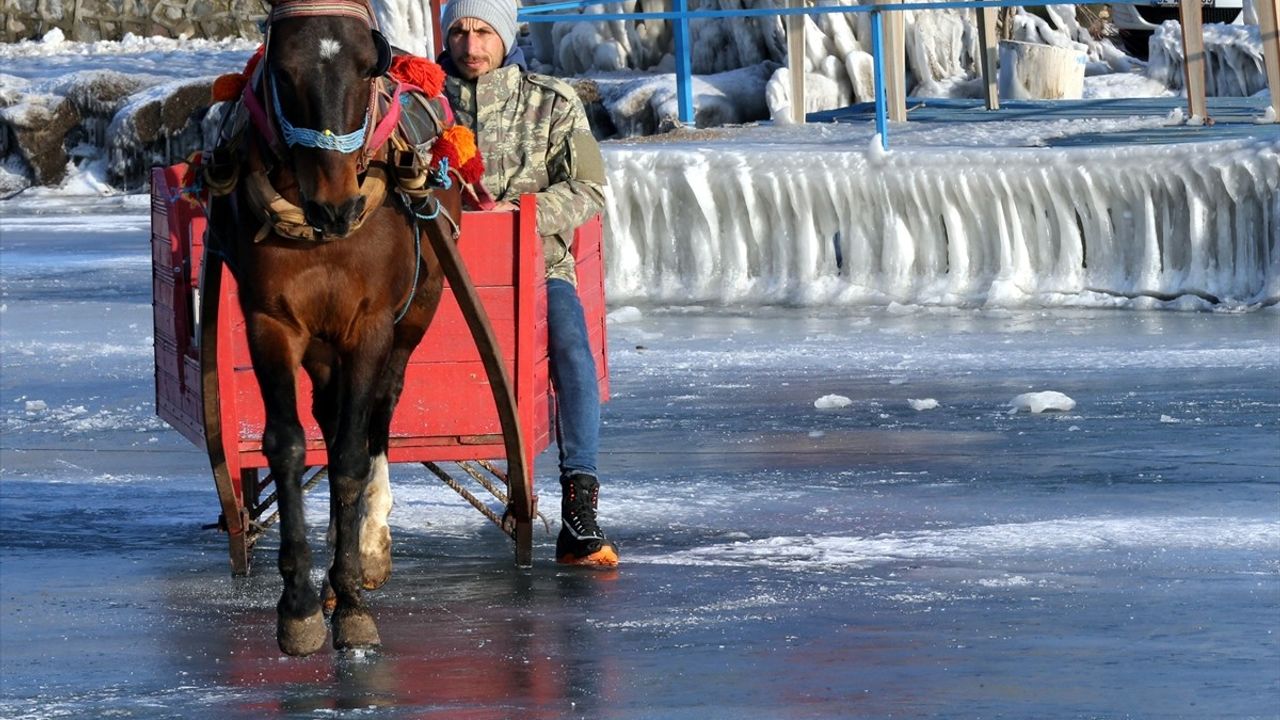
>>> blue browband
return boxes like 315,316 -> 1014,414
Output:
271,80 -> 369,154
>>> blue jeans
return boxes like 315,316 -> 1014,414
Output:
546,278 -> 600,479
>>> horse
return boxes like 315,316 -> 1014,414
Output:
206,0 -> 462,656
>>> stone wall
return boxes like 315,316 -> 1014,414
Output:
2,0 -> 268,43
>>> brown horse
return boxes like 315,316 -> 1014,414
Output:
207,0 -> 461,655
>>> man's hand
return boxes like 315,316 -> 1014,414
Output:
491,200 -> 518,212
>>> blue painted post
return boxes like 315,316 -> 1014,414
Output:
870,8 -> 889,150
673,0 -> 695,125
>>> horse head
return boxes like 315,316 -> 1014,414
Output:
264,0 -> 391,238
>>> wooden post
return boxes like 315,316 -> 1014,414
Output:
976,6 -> 1000,110
787,0 -> 806,124
1257,0 -> 1280,121
885,0 -> 906,121
430,0 -> 443,57
1177,0 -> 1208,121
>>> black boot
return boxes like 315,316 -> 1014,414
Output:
556,473 -> 619,567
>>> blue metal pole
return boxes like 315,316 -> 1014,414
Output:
870,8 -> 889,150
673,0 -> 695,125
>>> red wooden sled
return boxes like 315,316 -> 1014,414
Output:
150,164 -> 609,574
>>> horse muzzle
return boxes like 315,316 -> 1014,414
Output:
303,195 -> 367,239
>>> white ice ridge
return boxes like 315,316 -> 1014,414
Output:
602,136 -> 1280,308
633,516 -> 1280,570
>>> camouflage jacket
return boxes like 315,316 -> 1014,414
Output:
443,63 -> 606,285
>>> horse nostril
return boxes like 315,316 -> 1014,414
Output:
302,198 -> 363,238
340,196 -> 366,224
302,200 -> 331,231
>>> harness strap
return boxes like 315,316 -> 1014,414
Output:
241,71 -> 280,155
366,81 -> 407,156
243,141 -> 390,243
270,0 -> 376,25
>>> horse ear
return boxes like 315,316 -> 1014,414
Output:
372,30 -> 392,77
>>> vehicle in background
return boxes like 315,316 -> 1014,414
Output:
1111,0 -> 1246,58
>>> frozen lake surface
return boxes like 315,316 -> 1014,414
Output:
1,205 -> 1278,718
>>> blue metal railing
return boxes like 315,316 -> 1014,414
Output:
516,0 -> 1160,149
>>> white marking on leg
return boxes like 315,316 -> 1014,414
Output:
359,454 -> 393,587
318,38 -> 342,61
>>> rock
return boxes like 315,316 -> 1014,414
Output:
0,93 -> 80,185
161,79 -> 214,135
55,70 -> 162,119
106,77 -> 214,189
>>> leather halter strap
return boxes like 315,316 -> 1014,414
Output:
269,0 -> 376,27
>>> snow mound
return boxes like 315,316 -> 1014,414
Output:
1009,391 -> 1076,414
814,394 -> 853,410
607,306 -> 644,324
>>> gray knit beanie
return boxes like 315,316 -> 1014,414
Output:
441,0 -> 518,56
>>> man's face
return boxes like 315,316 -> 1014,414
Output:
447,17 -> 505,80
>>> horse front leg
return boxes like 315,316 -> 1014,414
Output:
302,343 -> 345,616
328,324 -> 394,651
247,315 -> 327,657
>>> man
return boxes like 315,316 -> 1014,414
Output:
438,0 -> 618,567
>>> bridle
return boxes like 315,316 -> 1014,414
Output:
252,0 -> 394,167
211,0 -> 458,245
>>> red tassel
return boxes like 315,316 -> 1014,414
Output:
388,55 -> 446,97
430,138 -> 461,173
459,155 -> 485,186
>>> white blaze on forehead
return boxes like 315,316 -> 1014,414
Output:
318,38 -> 342,60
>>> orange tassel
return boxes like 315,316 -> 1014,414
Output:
211,73 -> 246,102
211,45 -> 264,103
442,125 -> 477,165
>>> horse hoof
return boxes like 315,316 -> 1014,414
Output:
332,608 -> 381,651
277,609 -> 327,657
360,528 -> 392,590
361,557 -> 391,591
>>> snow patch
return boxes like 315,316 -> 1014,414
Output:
1009,391 -> 1076,414
814,394 -> 852,410
607,306 -> 644,324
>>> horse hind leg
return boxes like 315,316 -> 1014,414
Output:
248,315 -> 327,656
359,277 -> 443,591
358,452 -> 393,590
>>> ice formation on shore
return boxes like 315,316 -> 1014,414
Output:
602,131 -> 1279,309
